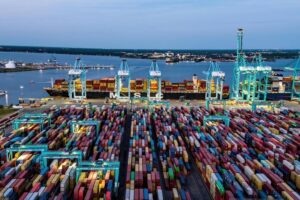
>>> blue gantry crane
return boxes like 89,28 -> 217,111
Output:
70,120 -> 100,134
231,28 -> 258,102
148,100 -> 170,109
68,58 -> 87,100
13,113 -> 50,130
6,144 -> 48,161
231,28 -> 247,101
6,145 -> 121,192
148,60 -> 162,101
285,54 -> 300,102
39,150 -> 120,192
251,100 -> 283,112
205,62 -> 226,109
252,53 -> 272,101
76,161 -> 120,193
231,29 -> 272,103
116,59 -> 131,100
203,115 -> 230,127
40,151 -> 83,173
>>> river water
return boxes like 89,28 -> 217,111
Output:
0,52 -> 294,105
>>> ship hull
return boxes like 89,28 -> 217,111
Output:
45,88 -> 290,100
45,88 -> 229,100
263,93 -> 291,101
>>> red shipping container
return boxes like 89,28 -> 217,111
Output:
19,192 -> 28,200
79,187 -> 85,200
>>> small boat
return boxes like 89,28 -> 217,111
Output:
20,85 -> 24,89
48,56 -> 57,63
0,90 -> 7,96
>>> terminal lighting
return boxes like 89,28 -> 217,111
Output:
212,71 -> 225,77
68,69 -> 83,75
117,70 -> 129,76
149,71 -> 161,77
256,66 -> 272,71
239,66 -> 255,71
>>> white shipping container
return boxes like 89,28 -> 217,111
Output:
129,189 -> 134,200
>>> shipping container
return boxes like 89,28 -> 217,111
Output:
125,109 -> 162,200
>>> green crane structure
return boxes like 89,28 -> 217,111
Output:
39,150 -> 120,192
203,115 -> 230,127
231,29 -> 272,103
252,53 -> 272,101
231,28 -> 248,101
68,58 -> 87,100
205,62 -> 226,109
251,100 -> 283,112
76,161 -> 120,193
13,113 -> 50,130
6,146 -> 121,192
40,151 -> 83,172
6,144 -> 48,161
148,100 -> 170,110
285,55 -> 300,102
116,59 -> 131,100
70,120 -> 100,134
148,60 -> 162,101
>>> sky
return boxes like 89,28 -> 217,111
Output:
0,0 -> 299,49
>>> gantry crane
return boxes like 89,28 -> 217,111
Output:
205,62 -> 226,109
68,58 -> 86,100
231,29 -> 272,103
250,53 -> 272,102
116,59 -> 131,100
203,115 -> 230,127
6,144 -> 48,161
231,28 -> 255,102
285,54 -> 300,101
148,100 -> 170,109
39,150 -> 120,192
231,28 -> 246,101
76,161 -> 120,193
251,100 -> 283,112
70,120 -> 100,134
13,113 -> 50,130
148,60 -> 162,101
40,151 -> 83,173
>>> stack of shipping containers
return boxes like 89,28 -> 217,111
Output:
0,104 -> 299,199
152,108 -> 193,200
125,109 -> 163,200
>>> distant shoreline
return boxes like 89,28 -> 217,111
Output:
0,45 -> 299,62
0,67 -> 40,73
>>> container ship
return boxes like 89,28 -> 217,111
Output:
44,75 -> 230,100
44,74 -> 296,100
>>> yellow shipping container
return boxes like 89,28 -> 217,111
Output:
121,88 -> 128,92
291,171 -> 296,182
252,174 -> 262,190
281,191 -> 294,200
296,174 -> 300,189
253,159 -> 263,169
33,175 -> 43,186
51,174 -> 60,185
183,151 -> 189,162
93,180 -> 99,195
79,172 -> 87,182
206,165 -> 213,182
47,174 -> 55,186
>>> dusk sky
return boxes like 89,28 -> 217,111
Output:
0,0 -> 299,49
